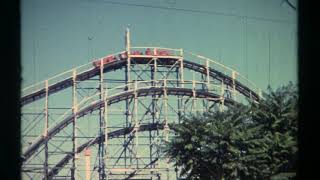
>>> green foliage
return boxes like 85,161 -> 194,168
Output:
246,82 -> 298,178
165,82 -> 298,180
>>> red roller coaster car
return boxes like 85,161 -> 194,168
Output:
92,55 -> 116,67
145,48 -> 152,55
131,50 -> 143,55
157,49 -> 170,56
145,48 -> 171,56
92,49 -> 172,68
93,52 -> 129,68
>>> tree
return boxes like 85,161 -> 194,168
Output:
246,82 -> 298,179
165,82 -> 298,180
165,104 -> 264,180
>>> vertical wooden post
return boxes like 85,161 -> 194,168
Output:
84,148 -> 91,180
150,57 -> 158,179
71,69 -> 78,180
163,79 -> 170,180
44,80 -> 49,180
154,58 -> 157,86
220,81 -> 225,112
192,75 -> 196,112
98,59 -> 106,180
179,51 -> 184,125
134,80 -> 139,168
154,48 -> 157,56
124,28 -> 131,169
104,78 -> 109,178
206,59 -> 210,91
163,79 -> 169,142
126,28 -> 131,90
232,71 -> 237,101
179,57 -> 184,88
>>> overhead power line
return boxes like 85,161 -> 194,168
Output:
95,0 -> 296,24
282,0 -> 297,10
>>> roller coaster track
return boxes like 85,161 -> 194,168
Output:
21,47 -> 262,179
21,55 -> 260,106
22,86 -> 235,162
46,123 -> 164,179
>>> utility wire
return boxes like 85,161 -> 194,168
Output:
282,0 -> 297,10
95,0 -> 296,24
268,32 -> 271,88
244,17 -> 248,79
31,1 -> 37,84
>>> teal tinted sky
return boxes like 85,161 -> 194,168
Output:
21,0 -> 297,90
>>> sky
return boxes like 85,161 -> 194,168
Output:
21,0 -> 297,91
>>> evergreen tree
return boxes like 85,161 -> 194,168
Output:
246,82 -> 298,179
166,105 -> 261,180
165,83 -> 298,180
